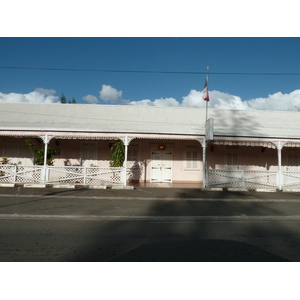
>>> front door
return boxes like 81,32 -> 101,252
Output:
151,149 -> 172,182
81,142 -> 97,167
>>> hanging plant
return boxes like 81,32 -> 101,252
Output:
108,140 -> 125,167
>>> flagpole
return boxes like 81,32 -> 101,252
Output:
203,66 -> 209,188
205,66 -> 209,121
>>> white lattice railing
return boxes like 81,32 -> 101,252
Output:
0,165 -> 124,185
282,172 -> 300,188
0,165 -> 43,183
206,169 -> 278,189
0,165 -> 17,183
47,166 -> 123,185
2,165 -> 300,189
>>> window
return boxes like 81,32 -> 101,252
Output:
81,142 -> 97,167
225,152 -> 239,170
284,148 -> 299,172
286,154 -> 299,172
3,143 -> 33,165
185,149 -> 200,170
127,146 -> 139,169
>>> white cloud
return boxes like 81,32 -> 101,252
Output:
247,90 -> 300,111
0,90 -> 59,103
82,94 -> 99,104
128,88 -> 300,111
181,89 -> 204,107
35,88 -> 56,95
129,97 -> 179,107
153,97 -> 179,107
205,91 -> 249,110
3,84 -> 300,112
99,85 -> 128,104
129,99 -> 154,106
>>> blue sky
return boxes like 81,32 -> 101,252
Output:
1,37 -> 300,110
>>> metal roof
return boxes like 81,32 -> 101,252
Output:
0,102 -> 300,139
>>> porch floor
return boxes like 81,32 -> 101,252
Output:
127,182 -> 203,189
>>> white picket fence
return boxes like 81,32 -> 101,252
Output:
2,165 -> 300,189
282,172 -> 300,189
206,169 -> 279,189
0,165 -> 124,186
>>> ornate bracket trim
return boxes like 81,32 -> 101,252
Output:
117,136 -> 135,146
272,141 -> 287,150
38,135 -> 54,144
213,139 -> 278,149
195,138 -> 206,147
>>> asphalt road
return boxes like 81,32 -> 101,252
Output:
1,186 -> 300,262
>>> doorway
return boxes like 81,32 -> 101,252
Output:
150,148 -> 172,182
81,142 -> 97,167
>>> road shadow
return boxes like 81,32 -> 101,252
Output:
2,187 -> 300,262
111,238 -> 289,262
69,191 -> 300,262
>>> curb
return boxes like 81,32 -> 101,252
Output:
24,184 -> 46,188
0,183 -> 15,188
203,187 -> 279,193
0,183 -> 134,190
282,189 -> 300,192
201,188 -> 223,191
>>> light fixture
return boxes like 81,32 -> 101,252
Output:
158,145 -> 166,150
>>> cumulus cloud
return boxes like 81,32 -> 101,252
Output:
35,88 -> 56,95
130,97 -> 179,107
82,94 -> 99,104
129,99 -> 154,106
127,88 -> 300,111
0,90 -> 59,103
247,90 -> 300,111
181,89 -> 203,107
179,89 -> 249,109
99,84 -> 128,104
3,84 -> 300,112
128,90 -> 247,109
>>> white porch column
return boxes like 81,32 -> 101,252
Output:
43,135 -> 49,167
40,135 -> 53,184
196,138 -> 206,188
43,135 -> 49,184
120,136 -> 135,186
275,141 -> 285,190
202,139 -> 206,188
123,136 -> 129,186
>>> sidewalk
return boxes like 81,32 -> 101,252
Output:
0,185 -> 300,201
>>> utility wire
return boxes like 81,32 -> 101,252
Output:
0,66 -> 300,76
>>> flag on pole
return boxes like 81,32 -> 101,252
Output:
203,74 -> 209,101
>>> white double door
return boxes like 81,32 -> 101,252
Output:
151,149 -> 172,182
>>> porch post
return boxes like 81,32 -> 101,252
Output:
123,136 -> 129,186
278,146 -> 282,190
40,135 -> 53,184
43,135 -> 49,184
202,139 -> 206,188
276,141 -> 284,190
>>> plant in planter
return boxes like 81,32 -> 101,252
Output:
108,140 -> 125,167
0,157 -> 10,177
25,138 -> 55,165
0,157 -> 10,165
